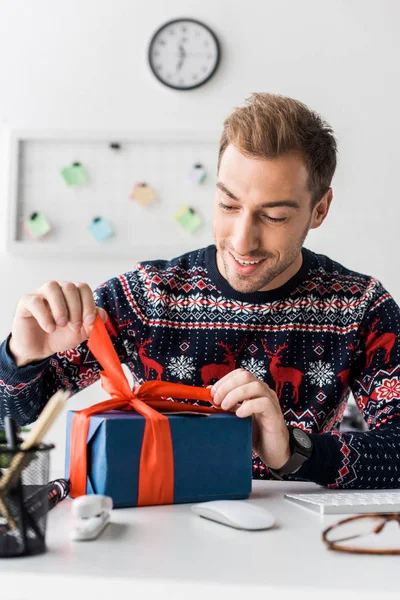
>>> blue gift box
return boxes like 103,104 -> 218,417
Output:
65,409 -> 252,508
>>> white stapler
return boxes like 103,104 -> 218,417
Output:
70,494 -> 113,541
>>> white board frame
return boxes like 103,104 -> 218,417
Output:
6,130 -> 220,259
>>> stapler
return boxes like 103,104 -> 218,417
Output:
70,495 -> 113,541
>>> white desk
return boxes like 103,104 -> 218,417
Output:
1,481 -> 399,600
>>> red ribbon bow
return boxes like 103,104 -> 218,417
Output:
69,315 -> 223,505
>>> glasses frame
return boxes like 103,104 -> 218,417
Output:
322,512 -> 400,555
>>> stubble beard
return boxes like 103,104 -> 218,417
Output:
216,221 -> 311,294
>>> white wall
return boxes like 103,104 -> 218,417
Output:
0,0 -> 399,474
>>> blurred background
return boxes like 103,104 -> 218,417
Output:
0,0 -> 397,472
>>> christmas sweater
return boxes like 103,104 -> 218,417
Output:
1,245 -> 400,489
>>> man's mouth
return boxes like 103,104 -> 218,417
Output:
230,252 -> 266,266
234,257 -> 264,265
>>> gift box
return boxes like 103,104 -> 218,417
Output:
65,409 -> 251,508
65,317 -> 252,508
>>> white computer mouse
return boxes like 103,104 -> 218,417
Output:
191,500 -> 275,530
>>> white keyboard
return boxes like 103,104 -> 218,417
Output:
284,490 -> 400,515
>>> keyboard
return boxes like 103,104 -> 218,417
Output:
284,490 -> 400,515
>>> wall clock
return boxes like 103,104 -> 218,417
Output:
148,18 -> 221,91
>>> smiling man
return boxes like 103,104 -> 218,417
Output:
1,93 -> 400,488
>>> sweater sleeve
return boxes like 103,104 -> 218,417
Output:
293,278 -> 400,489
0,276 -> 131,428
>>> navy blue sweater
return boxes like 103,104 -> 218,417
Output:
1,245 -> 400,488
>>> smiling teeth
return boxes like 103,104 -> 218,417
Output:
235,257 -> 262,265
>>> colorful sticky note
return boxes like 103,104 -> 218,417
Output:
24,212 -> 52,239
87,217 -> 114,242
175,206 -> 203,233
61,162 -> 89,186
129,182 -> 157,206
190,163 -> 207,184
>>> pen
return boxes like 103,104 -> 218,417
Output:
4,417 -> 18,451
2,417 -> 25,532
24,479 -> 70,520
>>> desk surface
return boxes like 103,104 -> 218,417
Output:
1,481 -> 399,600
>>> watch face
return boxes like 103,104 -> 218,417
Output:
293,428 -> 313,450
148,18 -> 221,90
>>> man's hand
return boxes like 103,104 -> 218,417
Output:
211,368 -> 291,470
9,281 -> 108,367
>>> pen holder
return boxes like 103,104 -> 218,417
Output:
0,443 -> 54,557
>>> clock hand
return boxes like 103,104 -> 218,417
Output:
177,44 -> 186,71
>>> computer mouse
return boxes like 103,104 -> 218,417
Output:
191,500 -> 275,530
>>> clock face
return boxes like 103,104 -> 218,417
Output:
148,18 -> 221,91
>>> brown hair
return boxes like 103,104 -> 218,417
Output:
218,93 -> 337,207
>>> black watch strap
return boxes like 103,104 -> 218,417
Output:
269,426 -> 313,480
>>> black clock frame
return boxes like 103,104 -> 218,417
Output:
147,18 -> 221,91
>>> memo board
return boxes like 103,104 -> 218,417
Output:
7,131 -> 220,259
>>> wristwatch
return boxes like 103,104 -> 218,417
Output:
269,426 -> 314,480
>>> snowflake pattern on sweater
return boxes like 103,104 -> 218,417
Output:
1,245 -> 400,489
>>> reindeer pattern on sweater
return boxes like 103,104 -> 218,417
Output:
1,245 -> 400,489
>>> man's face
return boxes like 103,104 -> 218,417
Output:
213,144 -> 328,294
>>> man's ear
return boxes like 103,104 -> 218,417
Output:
310,188 -> 333,230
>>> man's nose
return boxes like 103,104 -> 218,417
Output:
231,215 -> 260,256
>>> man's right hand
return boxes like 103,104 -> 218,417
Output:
9,281 -> 108,367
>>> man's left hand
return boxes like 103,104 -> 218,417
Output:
211,368 -> 290,470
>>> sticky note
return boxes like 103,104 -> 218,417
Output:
24,212 -> 52,239
129,183 -> 156,206
61,163 -> 89,186
88,217 -> 114,242
175,206 -> 202,233
190,163 -> 207,184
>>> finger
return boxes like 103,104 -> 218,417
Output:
212,369 -> 255,405
96,307 -> 108,323
82,306 -> 109,337
211,368 -> 246,395
18,295 -> 57,333
235,397 -> 270,418
60,282 -> 83,330
75,283 -> 96,326
220,381 -> 265,411
38,281 -> 69,328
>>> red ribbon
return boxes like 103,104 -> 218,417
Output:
69,315 -> 223,505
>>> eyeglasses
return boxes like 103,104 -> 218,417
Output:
322,513 -> 400,555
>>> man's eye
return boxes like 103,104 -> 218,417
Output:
219,202 -> 236,211
262,215 -> 287,223
219,202 -> 286,222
